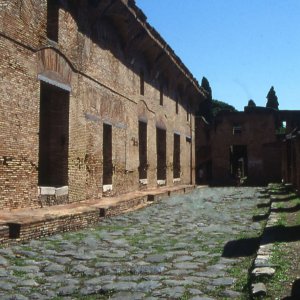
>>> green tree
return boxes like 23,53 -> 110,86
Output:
266,86 -> 279,110
211,99 -> 237,117
198,77 -> 237,120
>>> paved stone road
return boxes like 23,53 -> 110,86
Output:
0,187 -> 265,299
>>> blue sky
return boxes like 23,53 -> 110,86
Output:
135,0 -> 300,111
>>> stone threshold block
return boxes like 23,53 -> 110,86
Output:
252,266 -> 276,278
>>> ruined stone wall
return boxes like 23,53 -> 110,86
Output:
0,0 -> 200,209
296,138 -> 300,192
282,136 -> 300,191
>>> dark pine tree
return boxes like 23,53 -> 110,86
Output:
200,77 -> 213,122
201,76 -> 212,100
266,86 -> 279,110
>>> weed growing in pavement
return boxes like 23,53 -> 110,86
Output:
9,256 -> 27,266
126,233 -> 146,246
180,289 -> 192,300
208,285 -> 226,298
228,258 -> 252,294
12,269 -> 28,278
276,212 -> 287,226
263,242 -> 291,297
42,238 -> 63,251
152,244 -> 165,253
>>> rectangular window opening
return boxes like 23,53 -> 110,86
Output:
233,125 -> 242,135
140,70 -> 144,96
39,81 -> 69,187
47,0 -> 59,42
186,102 -> 190,121
103,123 -> 113,186
156,128 -> 166,182
173,134 -> 181,179
176,98 -> 179,114
160,84 -> 164,106
138,121 -> 147,181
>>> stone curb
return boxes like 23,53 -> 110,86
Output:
250,184 -> 292,298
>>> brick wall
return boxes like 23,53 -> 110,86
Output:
210,111 -> 281,185
0,0 -> 204,209
282,135 -> 300,191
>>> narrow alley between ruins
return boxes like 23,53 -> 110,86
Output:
0,187 -> 267,299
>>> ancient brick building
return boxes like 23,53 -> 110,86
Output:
196,106 -> 300,187
0,0 -> 207,210
281,111 -> 300,192
196,108 -> 284,185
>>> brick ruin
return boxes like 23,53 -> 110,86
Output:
281,111 -> 300,191
0,0 -> 207,210
196,107 -> 300,190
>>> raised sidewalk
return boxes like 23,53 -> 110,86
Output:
0,185 -> 196,246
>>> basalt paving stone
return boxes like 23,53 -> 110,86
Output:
0,187 -> 265,299
0,269 -> 12,277
0,282 -> 15,291
2,295 -> 29,300
110,291 -> 146,300
57,285 -> 79,296
154,286 -> 186,298
28,292 -> 47,300
136,280 -> 162,292
102,281 -> 138,291
144,254 -> 171,263
191,297 -> 216,300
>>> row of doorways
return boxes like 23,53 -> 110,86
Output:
101,123 -> 181,187
38,82 -> 181,191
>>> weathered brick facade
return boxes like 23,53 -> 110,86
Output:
196,107 -> 300,187
0,0 -> 206,210
281,111 -> 300,192
196,108 -> 283,185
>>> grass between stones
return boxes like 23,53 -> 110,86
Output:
255,193 -> 300,299
228,258 -> 252,295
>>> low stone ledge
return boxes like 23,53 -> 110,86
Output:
0,185 -> 196,246
147,191 -> 169,202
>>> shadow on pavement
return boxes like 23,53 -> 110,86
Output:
271,195 -> 298,202
271,204 -> 300,213
222,225 -> 300,258
252,212 -> 270,222
261,225 -> 300,244
257,202 -> 271,208
222,237 -> 260,257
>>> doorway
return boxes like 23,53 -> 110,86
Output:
230,145 -> 248,182
173,133 -> 180,179
103,123 -> 113,187
156,128 -> 166,183
138,121 -> 147,181
39,81 -> 69,187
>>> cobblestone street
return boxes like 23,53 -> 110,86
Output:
0,187 -> 266,299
